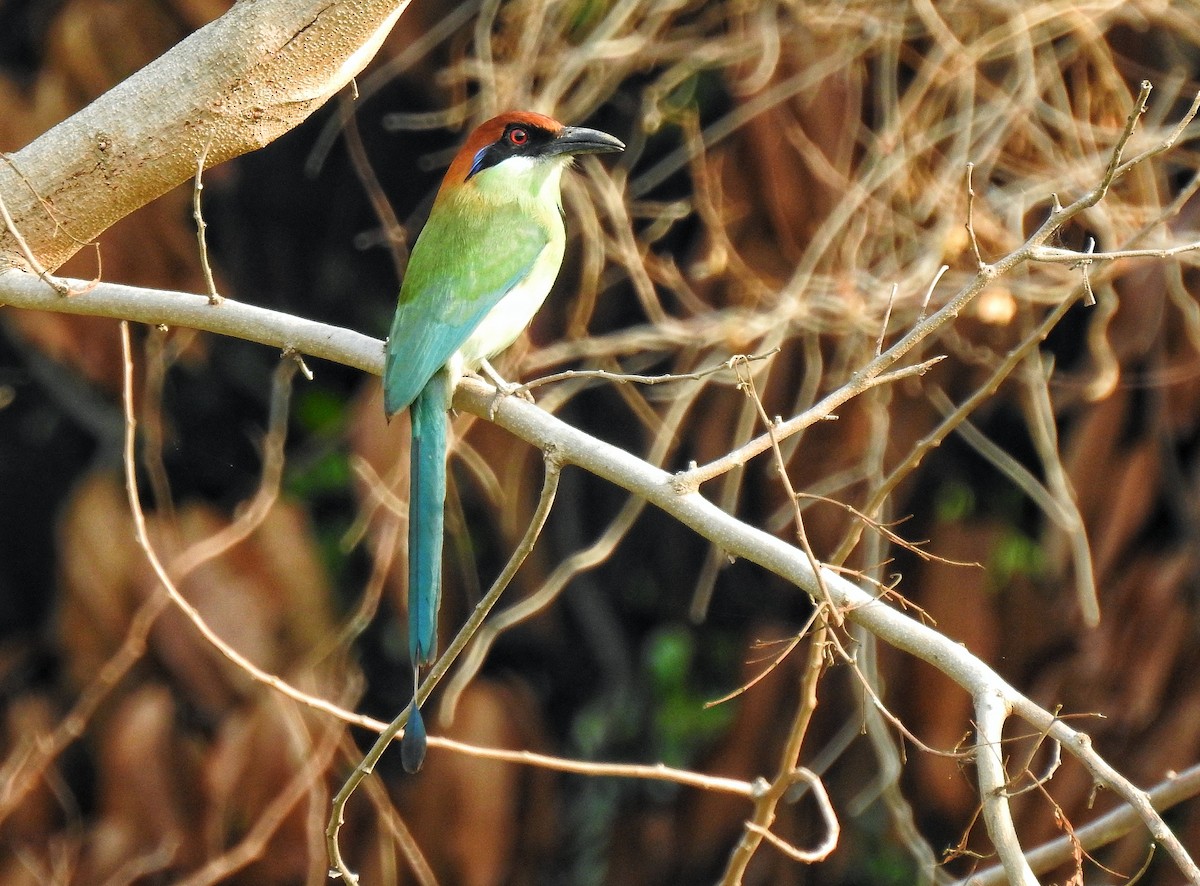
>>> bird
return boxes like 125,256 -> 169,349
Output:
383,110 -> 624,772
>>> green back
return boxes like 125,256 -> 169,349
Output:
383,194 -> 553,415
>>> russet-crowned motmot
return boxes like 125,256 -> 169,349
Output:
383,111 -> 624,772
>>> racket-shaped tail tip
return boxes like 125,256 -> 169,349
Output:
401,698 -> 428,773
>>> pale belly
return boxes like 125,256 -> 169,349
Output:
453,238 -> 565,373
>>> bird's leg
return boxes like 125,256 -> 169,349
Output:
479,358 -> 535,417
479,358 -> 524,394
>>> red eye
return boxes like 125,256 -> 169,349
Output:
508,127 -> 528,146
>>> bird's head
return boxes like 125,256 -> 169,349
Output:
442,110 -> 624,202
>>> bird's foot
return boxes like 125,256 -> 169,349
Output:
480,359 -> 534,418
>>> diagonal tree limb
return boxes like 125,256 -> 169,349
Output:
0,0 -> 410,274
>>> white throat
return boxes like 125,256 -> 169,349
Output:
473,155 -> 568,205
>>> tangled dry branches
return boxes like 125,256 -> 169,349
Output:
6,1 -> 1200,884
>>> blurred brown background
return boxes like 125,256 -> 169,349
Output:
3,1 -> 1200,883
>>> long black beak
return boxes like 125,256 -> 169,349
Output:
547,125 -> 626,157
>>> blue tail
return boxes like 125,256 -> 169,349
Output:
400,373 -> 449,773
408,373 -> 449,666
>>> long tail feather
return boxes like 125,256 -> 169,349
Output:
402,374 -> 449,774
409,373 -> 449,667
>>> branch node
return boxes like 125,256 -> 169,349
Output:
543,442 -> 565,470
282,346 -> 314,381
671,471 -> 699,496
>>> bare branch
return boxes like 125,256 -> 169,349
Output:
452,375 -> 1200,884
975,690 -> 1038,886
0,0 -> 409,273
119,322 -> 382,733
719,622 -> 832,884
424,739 -> 758,797
0,269 -> 383,375
677,83 -> 1192,492
4,268 -> 1191,880
960,765 -> 1200,886
1030,241 -> 1200,263
327,453 -> 564,884
678,355 -> 945,492
515,348 -> 779,395
965,162 -> 985,270
192,140 -> 222,305
743,770 -> 838,864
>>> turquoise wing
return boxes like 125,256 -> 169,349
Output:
383,198 -> 551,416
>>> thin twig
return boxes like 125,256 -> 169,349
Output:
876,283 -> 897,357
959,764 -> 1200,886
718,622 -> 833,884
0,179 -> 68,294
427,738 -> 758,796
732,357 -> 840,624
1005,735 -> 1062,798
680,80 -> 1167,491
800,491 -> 978,567
119,322 -> 380,732
326,452 -> 564,884
919,264 -> 948,324
703,615 -> 816,708
452,375 -> 1200,884
677,356 -> 946,492
1029,240 -> 1200,263
515,348 -> 779,395
1110,84 -> 1200,180
743,769 -> 838,862
965,161 -> 985,270
193,140 -> 222,305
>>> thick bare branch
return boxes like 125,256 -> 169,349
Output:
0,0 -> 408,273
0,269 -> 382,374
975,690 -> 1038,886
